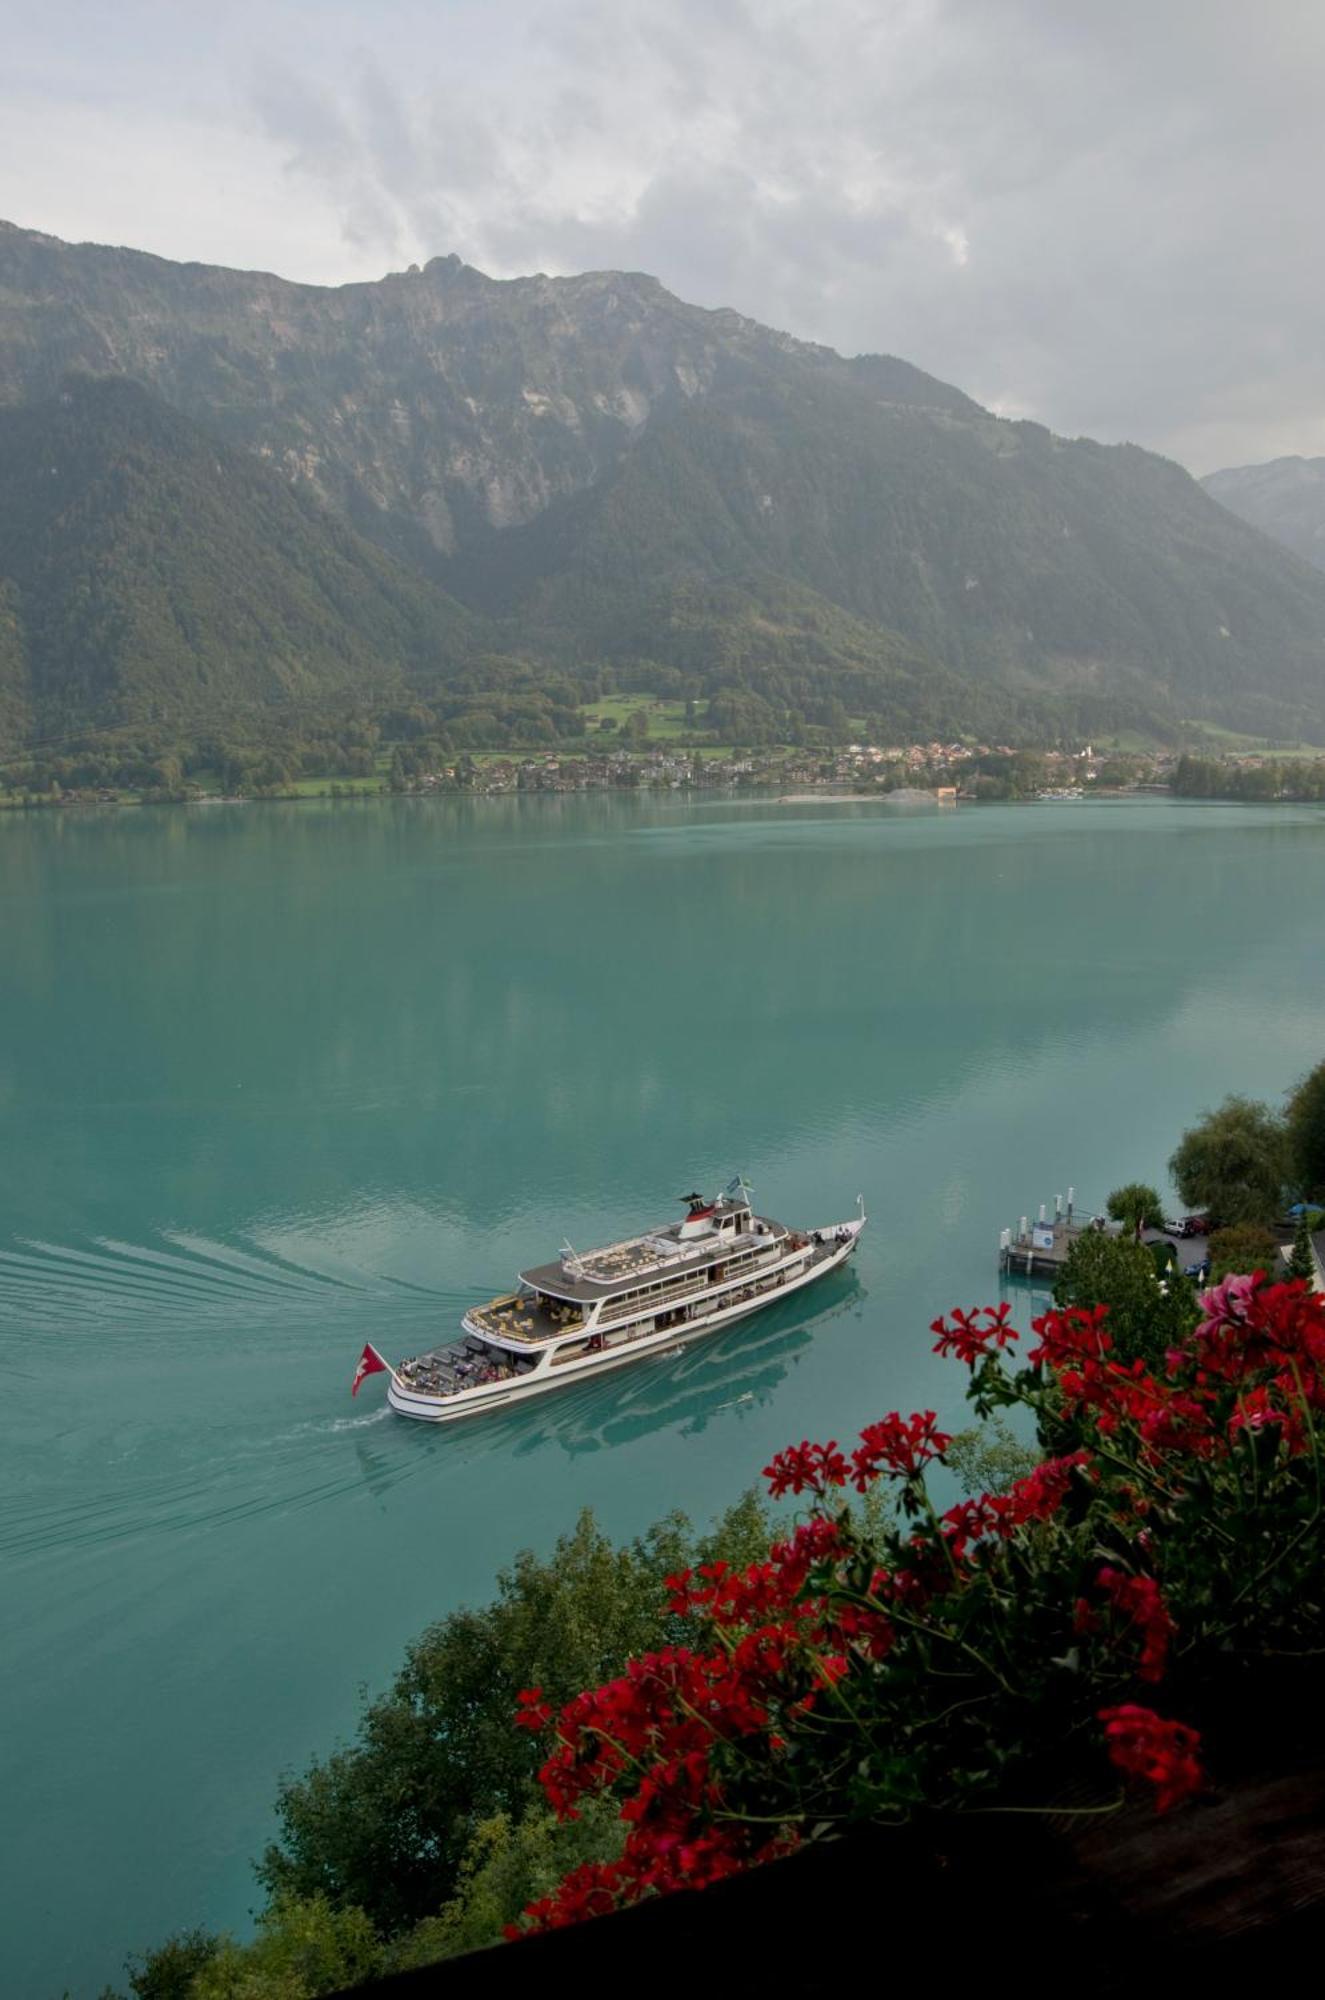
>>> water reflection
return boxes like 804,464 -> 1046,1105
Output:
997,1273 -> 1057,1321
5,796 -> 1324,1243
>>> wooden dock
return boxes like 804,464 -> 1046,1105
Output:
999,1214 -> 1104,1279
999,1199 -> 1325,1291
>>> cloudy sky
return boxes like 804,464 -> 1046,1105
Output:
4,0 -> 1322,473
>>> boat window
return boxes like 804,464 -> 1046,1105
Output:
552,1337 -> 593,1365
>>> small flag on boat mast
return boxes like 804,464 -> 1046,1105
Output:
351,1343 -> 388,1397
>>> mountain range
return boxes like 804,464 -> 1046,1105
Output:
3,217 -> 1325,754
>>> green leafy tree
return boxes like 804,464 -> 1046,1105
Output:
1105,1182 -> 1165,1238
1168,1094 -> 1288,1228
1053,1229 -> 1197,1366
1207,1223 -> 1282,1282
1286,1211 -> 1317,1284
1286,1059 -> 1325,1201
1147,1238 -> 1179,1280
386,1800 -> 624,1971
190,1896 -> 380,2000
259,1499 -> 769,1934
115,1929 -> 221,2000
944,1416 -> 1039,1496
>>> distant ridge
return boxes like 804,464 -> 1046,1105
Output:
1202,456 -> 1325,574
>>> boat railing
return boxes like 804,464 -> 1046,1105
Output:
598,1274 -> 714,1323
596,1244 -> 790,1324
557,1258 -> 809,1361
564,1217 -> 765,1285
466,1304 -> 573,1343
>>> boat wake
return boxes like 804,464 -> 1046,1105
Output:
323,1407 -> 393,1434
0,1228 -> 466,1339
0,1227 -> 463,1558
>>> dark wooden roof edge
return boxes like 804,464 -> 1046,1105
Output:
326,1775 -> 1325,1997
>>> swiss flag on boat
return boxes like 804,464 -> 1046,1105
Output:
351,1343 -> 389,1397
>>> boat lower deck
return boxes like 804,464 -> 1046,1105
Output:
393,1337 -> 538,1398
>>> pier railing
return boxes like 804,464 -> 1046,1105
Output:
998,1204 -> 1111,1279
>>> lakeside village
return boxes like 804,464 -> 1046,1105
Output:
4,695 -> 1325,806
393,740 -> 1103,800
182,739 -> 1325,804
9,737 -> 1325,808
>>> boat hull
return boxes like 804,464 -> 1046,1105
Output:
385,1223 -> 862,1424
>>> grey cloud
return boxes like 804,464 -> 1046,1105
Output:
200,1 -> 1325,468
249,63 -> 360,180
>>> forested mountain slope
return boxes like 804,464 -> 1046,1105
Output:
4,220 -> 1325,741
0,376 -> 481,744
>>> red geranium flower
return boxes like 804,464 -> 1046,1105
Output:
930,1302 -> 1019,1365
1094,1568 -> 1176,1683
514,1686 -> 552,1732
763,1439 -> 849,1499
1099,1704 -> 1205,1813
850,1410 -> 952,1490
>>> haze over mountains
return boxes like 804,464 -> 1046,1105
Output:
3,218 -> 1325,753
1201,458 -> 1325,575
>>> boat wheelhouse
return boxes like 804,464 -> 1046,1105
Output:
381,1181 -> 865,1423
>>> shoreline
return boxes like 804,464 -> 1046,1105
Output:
2,781 -> 1321,816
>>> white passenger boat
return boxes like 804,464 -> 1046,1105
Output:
374,1181 -> 866,1424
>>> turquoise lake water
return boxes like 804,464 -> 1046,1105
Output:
3,791 -> 1324,1995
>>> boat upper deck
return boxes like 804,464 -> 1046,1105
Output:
520,1209 -> 789,1301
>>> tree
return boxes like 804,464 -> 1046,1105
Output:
1207,1223 -> 1281,1283
1106,1182 -> 1164,1239
1286,1211 -> 1317,1284
1147,1238 -> 1179,1280
190,1896 -> 380,2000
1286,1059 -> 1325,1201
385,1800 -> 623,1971
116,1929 -> 221,2000
258,1499 -> 770,1935
1053,1230 -> 1197,1366
1168,1095 -> 1288,1228
945,1417 -> 1039,1496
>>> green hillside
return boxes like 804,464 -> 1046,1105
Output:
495,378 -> 1325,741
0,376 -> 481,750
